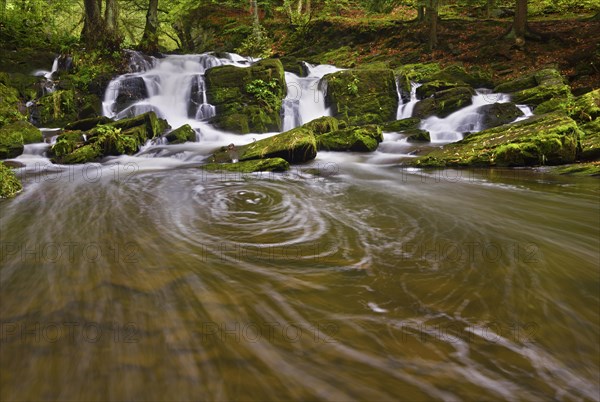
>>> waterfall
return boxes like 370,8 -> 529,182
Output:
420,90 -> 532,143
396,82 -> 421,119
281,62 -> 342,131
102,53 -> 253,129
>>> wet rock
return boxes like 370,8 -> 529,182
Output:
302,116 -> 340,135
64,116 -> 114,131
165,124 -> 196,144
0,121 -> 42,159
201,158 -> 290,173
115,77 -> 149,110
413,87 -> 475,119
479,102 -> 524,129
381,118 -> 421,132
405,129 -> 431,142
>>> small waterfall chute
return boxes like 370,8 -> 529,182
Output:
396,82 -> 421,119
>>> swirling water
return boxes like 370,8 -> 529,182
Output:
0,54 -> 598,401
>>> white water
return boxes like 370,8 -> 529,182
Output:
282,62 -> 343,131
421,90 -> 533,143
396,81 -> 422,119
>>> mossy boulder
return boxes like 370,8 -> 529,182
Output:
405,129 -> 431,142
0,82 -> 24,127
568,89 -> 600,124
479,102 -> 524,129
395,63 -> 441,96
551,162 -> 600,176
493,69 -> 572,114
382,118 -> 421,132
578,119 -> 600,161
412,113 -> 581,167
165,124 -> 196,144
0,120 -> 42,159
413,87 -> 475,119
212,127 -> 317,164
0,163 -> 22,198
416,81 -> 463,99
50,112 -> 169,164
317,125 -> 383,152
325,69 -> 398,126
64,116 -> 113,131
301,116 -> 340,135
205,58 -> 286,134
201,158 -> 290,173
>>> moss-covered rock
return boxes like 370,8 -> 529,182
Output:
317,125 -> 383,152
165,124 -> 196,144
0,120 -> 42,159
578,119 -> 600,161
405,129 -> 431,142
395,63 -> 441,95
413,87 -> 475,119
493,69 -> 572,114
0,163 -> 22,198
50,112 -> 168,164
416,81 -> 463,99
0,82 -> 24,127
201,158 -> 290,173
212,127 -> 317,164
479,102 -> 524,129
301,116 -> 340,135
412,113 -> 581,167
550,162 -> 600,176
206,58 -> 286,134
64,116 -> 113,131
381,118 -> 421,132
325,69 -> 398,126
568,89 -> 600,124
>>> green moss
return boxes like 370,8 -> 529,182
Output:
579,119 -> 600,161
166,124 -> 196,144
0,163 -> 22,198
424,65 -> 493,88
325,69 -> 398,125
10,120 -> 42,144
381,118 -> 421,132
569,89 -> 600,124
302,116 -> 340,134
405,129 -> 431,142
317,125 -> 383,152
212,127 -> 317,164
0,121 -> 42,159
412,112 -> 582,167
479,103 -> 524,129
206,59 -> 286,134
395,63 -> 441,93
201,158 -> 290,173
312,46 -> 358,68
57,144 -> 103,164
413,87 -> 474,119
37,89 -> 78,127
550,162 -> 600,176
64,116 -> 113,131
416,81 -> 462,99
0,82 -> 24,127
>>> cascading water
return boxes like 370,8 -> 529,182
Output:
102,53 -> 253,130
281,62 -> 342,131
396,82 -> 421,119
420,89 -> 533,143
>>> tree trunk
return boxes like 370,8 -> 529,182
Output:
417,6 -> 425,21
140,0 -> 159,53
82,0 -> 103,46
514,0 -> 527,41
427,0 -> 438,51
306,0 -> 311,16
104,0 -> 119,47
486,0 -> 495,18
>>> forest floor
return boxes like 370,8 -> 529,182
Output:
271,15 -> 600,93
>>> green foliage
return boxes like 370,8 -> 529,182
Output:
0,163 -> 22,198
235,24 -> 273,58
245,79 -> 280,112
347,77 -> 360,96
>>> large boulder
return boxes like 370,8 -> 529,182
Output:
0,163 -> 22,198
578,120 -> 600,161
201,158 -> 290,173
165,124 -> 196,144
212,127 -> 317,164
569,89 -> 600,123
325,69 -> 398,126
114,77 -> 149,110
412,112 -> 582,167
405,129 -> 431,142
50,111 -> 169,164
395,63 -> 441,97
413,87 -> 475,119
493,69 -> 572,114
0,121 -> 43,159
478,102 -> 524,129
317,125 -> 383,152
302,116 -> 341,135
205,59 -> 286,134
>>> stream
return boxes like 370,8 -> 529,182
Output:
0,52 -> 598,401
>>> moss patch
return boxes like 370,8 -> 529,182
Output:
550,162 -> 600,176
382,118 -> 421,132
0,163 -> 22,198
201,157 -> 290,173
413,86 -> 474,119
317,125 -> 383,152
412,112 -> 582,167
166,124 -> 196,144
